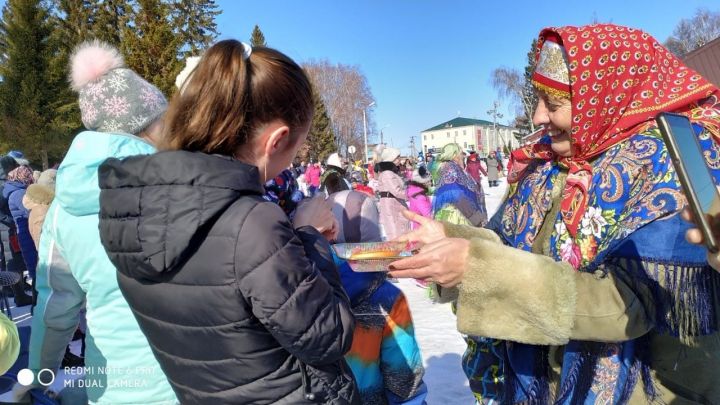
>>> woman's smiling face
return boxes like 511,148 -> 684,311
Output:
533,92 -> 573,157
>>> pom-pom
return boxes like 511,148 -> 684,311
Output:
70,40 -> 125,91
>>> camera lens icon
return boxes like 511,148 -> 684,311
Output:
17,368 -> 55,387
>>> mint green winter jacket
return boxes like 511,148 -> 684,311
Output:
29,131 -> 177,404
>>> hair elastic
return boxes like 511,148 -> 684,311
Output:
241,42 -> 252,60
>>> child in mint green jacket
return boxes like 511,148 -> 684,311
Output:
16,41 -> 177,404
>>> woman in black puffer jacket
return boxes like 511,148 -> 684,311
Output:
97,40 -> 360,405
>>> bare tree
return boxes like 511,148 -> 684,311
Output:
303,60 -> 376,154
491,67 -> 535,132
490,38 -> 538,133
665,8 -> 720,56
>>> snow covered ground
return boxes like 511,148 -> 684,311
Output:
397,176 -> 507,404
1,175 -> 509,404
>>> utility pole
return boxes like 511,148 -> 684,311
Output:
410,136 -> 417,160
362,102 -> 375,163
487,101 -> 506,153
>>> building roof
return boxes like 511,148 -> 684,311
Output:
684,36 -> 720,87
422,117 -> 512,132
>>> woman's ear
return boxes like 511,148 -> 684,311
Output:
262,122 -> 291,157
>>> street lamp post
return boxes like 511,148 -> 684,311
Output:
363,101 -> 375,163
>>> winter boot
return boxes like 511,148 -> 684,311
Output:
7,257 -> 32,306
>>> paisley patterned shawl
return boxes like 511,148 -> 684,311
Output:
488,23 -> 720,405
432,160 -> 487,219
492,99 -> 720,405
508,24 -> 720,238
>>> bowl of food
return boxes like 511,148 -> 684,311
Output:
332,241 -> 417,272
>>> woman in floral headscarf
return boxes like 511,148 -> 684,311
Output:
389,24 -> 720,404
433,143 -> 487,227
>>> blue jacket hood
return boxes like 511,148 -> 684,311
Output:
2,180 -> 27,200
55,131 -> 155,216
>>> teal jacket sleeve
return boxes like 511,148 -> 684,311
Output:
28,204 -> 85,376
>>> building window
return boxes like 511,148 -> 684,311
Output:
464,142 -> 467,148
447,132 -> 450,138
424,135 -> 427,141
464,129 -> 467,135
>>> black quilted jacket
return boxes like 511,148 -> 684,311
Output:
98,151 -> 359,405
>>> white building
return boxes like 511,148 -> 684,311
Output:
420,117 -> 521,157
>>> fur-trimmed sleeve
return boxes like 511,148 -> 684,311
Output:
454,237 -> 655,345
443,222 -> 501,243
456,238 -> 577,345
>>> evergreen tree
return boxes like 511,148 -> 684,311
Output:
172,0 -> 219,56
44,0 -> 97,158
0,0 -> 222,161
51,0 -> 94,44
250,24 -> 266,47
0,0 -> 59,167
121,0 -> 182,96
299,91 -> 335,162
93,0 -> 132,47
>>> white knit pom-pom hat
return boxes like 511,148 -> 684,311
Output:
175,56 -> 201,94
70,40 -> 168,135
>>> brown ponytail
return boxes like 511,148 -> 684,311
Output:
161,40 -> 313,156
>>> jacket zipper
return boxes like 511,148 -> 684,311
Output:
299,362 -> 317,402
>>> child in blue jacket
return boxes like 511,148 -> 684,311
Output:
328,190 -> 428,405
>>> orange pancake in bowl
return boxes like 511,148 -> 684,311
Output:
348,250 -> 401,260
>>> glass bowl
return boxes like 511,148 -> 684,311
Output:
332,241 -> 417,272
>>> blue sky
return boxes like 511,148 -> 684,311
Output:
217,1 -> 718,154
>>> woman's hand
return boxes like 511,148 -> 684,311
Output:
682,207 -> 720,271
394,210 -> 447,245
293,196 -> 337,240
388,238 -> 470,287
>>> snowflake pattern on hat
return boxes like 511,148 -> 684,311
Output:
85,82 -> 105,101
103,95 -> 130,118
76,54 -> 168,135
103,119 -> 122,133
107,74 -> 129,92
80,99 -> 98,123
140,85 -> 163,110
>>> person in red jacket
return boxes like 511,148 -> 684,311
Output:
464,151 -> 487,186
305,161 -> 322,196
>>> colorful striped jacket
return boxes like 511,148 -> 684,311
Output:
338,261 -> 428,405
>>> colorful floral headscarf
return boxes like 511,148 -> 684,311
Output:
508,24 -> 720,237
7,165 -> 34,186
